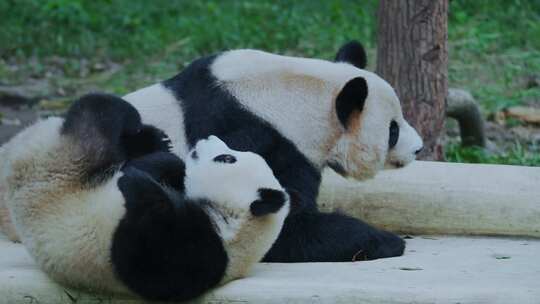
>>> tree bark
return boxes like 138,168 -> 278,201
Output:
376,0 -> 448,160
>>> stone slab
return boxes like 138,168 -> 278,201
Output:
319,161 -> 540,237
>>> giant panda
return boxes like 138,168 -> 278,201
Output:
0,93 -> 290,301
121,41 -> 424,262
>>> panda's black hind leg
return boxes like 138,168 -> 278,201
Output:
62,93 -> 171,182
263,210 -> 404,262
62,93 -> 143,152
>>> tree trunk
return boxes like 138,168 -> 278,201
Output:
376,0 -> 448,160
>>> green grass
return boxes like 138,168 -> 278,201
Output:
0,0 -> 379,93
0,0 -> 378,62
446,142 -> 540,166
446,1 -> 540,166
1,0 -> 539,166
448,0 -> 540,113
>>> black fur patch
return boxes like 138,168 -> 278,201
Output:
162,53 -> 405,263
250,188 -> 286,216
123,152 -> 185,191
389,120 -> 400,149
263,211 -> 405,262
335,40 -> 368,69
112,167 -> 228,301
335,77 -> 369,129
123,125 -> 172,159
62,93 -> 171,184
213,154 -> 237,164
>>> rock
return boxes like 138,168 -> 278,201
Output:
0,105 -> 38,145
0,80 -> 55,107
504,106 -> 540,125
525,74 -> 540,89
446,88 -> 486,147
319,162 -> 540,237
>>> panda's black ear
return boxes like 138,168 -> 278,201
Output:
335,41 -> 367,69
335,77 -> 368,129
250,188 -> 286,217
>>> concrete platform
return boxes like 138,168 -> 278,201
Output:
1,233 -> 539,303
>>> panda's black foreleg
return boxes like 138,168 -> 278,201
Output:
112,167 -> 227,301
263,210 -> 405,262
123,152 -> 185,192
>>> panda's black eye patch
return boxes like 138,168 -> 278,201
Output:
213,154 -> 237,164
389,120 -> 399,149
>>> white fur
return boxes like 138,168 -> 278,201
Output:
123,84 -> 189,157
184,136 -> 289,282
0,118 -> 66,242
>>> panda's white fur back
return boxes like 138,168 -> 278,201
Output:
123,84 -> 188,158
210,50 -> 421,175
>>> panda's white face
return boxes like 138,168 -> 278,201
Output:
327,70 -> 424,180
184,136 -> 283,210
183,136 -> 290,275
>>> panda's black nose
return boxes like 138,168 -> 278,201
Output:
414,147 -> 424,155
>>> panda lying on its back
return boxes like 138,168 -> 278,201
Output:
0,94 -> 289,301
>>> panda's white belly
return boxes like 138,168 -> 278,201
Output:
123,84 -> 189,158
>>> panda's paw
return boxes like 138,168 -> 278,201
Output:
118,167 -> 174,214
123,125 -> 173,159
123,152 -> 185,191
363,230 -> 405,260
250,188 -> 288,217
